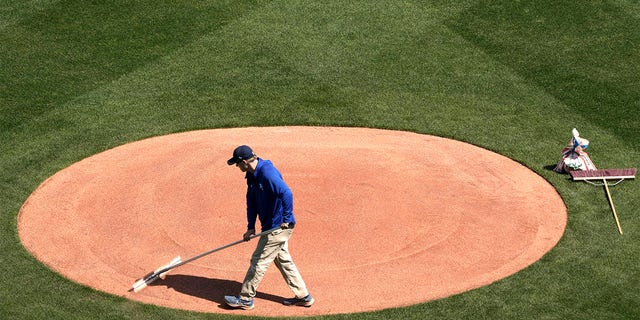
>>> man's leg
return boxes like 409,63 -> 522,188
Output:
274,230 -> 309,299
239,229 -> 288,299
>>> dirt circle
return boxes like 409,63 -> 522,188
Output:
18,126 -> 566,317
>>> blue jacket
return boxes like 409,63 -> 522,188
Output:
245,159 -> 295,231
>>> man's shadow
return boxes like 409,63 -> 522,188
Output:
149,274 -> 286,309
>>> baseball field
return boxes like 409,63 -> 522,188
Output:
1,1 -> 639,319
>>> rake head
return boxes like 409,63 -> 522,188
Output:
130,256 -> 181,293
570,168 -> 637,181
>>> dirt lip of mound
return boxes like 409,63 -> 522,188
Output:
18,126 -> 566,317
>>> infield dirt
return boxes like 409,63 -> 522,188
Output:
18,126 -> 566,317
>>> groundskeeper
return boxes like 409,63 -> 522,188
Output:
224,145 -> 314,310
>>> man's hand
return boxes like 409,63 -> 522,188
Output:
280,222 -> 290,229
243,229 -> 256,241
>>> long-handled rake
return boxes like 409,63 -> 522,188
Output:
570,168 -> 637,235
130,227 -> 279,292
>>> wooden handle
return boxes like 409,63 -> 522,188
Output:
603,178 -> 623,235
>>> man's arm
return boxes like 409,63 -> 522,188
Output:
243,228 -> 255,241
245,179 -> 258,237
265,170 -> 295,225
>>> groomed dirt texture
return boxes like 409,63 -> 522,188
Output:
18,126 -> 567,317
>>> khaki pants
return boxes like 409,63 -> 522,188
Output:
240,228 -> 309,299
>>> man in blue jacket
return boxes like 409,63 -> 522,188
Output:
224,145 -> 314,310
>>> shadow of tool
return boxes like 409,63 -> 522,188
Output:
150,274 -> 286,309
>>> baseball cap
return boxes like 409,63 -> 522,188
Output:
227,145 -> 255,165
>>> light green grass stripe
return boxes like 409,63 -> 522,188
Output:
0,0 -> 60,29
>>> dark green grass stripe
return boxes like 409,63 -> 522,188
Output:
0,0 -> 269,131
448,0 -> 640,148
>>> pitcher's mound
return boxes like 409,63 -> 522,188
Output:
18,126 -> 566,317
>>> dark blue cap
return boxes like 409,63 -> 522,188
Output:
227,145 -> 255,165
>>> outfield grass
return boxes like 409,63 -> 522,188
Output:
1,1 -> 638,319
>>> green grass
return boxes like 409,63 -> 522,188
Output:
1,0 -> 639,319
